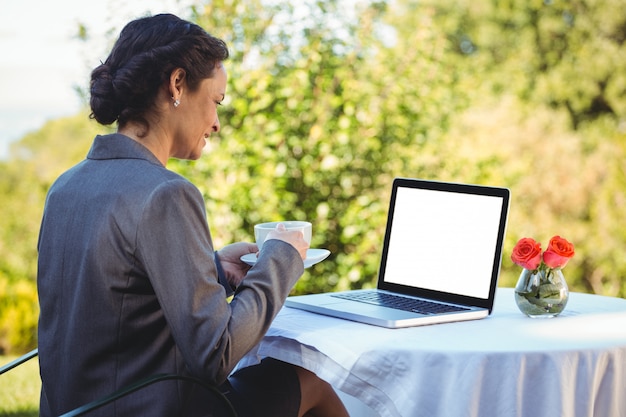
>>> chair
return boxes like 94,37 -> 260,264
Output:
1,349 -> 237,417
0,348 -> 39,375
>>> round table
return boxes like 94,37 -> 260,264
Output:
238,288 -> 626,417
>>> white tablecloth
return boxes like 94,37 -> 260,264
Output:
237,288 -> 626,417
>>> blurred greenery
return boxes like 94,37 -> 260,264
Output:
0,0 -> 624,354
0,355 -> 40,416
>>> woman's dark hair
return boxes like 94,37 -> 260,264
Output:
89,14 -> 229,128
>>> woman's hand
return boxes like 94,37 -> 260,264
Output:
216,242 -> 257,289
216,224 -> 309,290
265,223 -> 309,260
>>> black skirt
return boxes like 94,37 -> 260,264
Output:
221,358 -> 301,417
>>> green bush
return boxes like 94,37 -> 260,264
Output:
0,275 -> 38,355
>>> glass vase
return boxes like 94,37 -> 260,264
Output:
514,268 -> 569,318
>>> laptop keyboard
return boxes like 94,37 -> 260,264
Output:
331,291 -> 470,315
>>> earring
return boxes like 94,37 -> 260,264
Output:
173,98 -> 180,108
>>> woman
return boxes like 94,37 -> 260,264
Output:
37,13 -> 348,417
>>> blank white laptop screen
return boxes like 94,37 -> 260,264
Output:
284,178 -> 510,328
383,187 -> 504,299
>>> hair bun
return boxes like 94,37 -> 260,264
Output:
89,64 -> 123,125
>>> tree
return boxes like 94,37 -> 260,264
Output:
172,0 -> 468,293
417,0 -> 626,292
434,0 -> 626,129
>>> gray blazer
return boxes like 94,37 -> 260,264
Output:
37,134 -> 304,416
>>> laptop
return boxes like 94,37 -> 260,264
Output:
285,177 -> 510,328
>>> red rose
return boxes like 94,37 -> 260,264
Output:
543,235 -> 575,269
511,238 -> 542,270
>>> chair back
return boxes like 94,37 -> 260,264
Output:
1,349 -> 237,417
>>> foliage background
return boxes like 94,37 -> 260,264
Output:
0,0 -> 624,354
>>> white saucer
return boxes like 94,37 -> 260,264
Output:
241,248 -> 331,269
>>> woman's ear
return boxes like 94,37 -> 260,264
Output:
169,68 -> 187,106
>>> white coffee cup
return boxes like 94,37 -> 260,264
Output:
254,221 -> 312,250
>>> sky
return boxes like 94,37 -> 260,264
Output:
0,0 -> 197,159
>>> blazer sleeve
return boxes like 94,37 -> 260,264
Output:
135,178 -> 303,383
